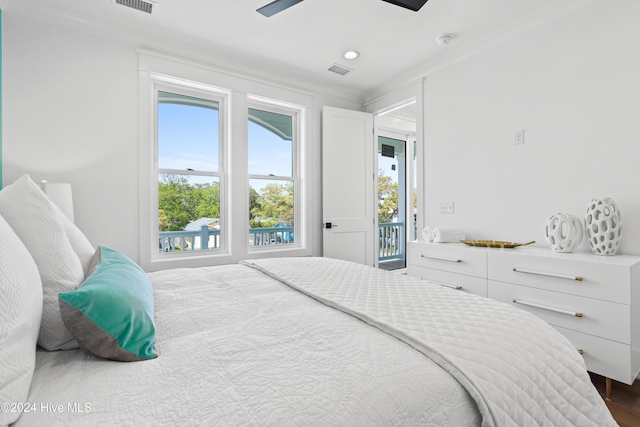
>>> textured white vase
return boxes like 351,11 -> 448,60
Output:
543,213 -> 583,253
585,197 -> 622,255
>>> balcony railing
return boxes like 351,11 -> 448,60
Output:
249,226 -> 294,246
159,225 -> 294,252
159,222 -> 414,257
379,222 -> 405,261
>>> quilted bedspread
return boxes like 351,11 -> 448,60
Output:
241,257 -> 617,427
13,263 -> 481,427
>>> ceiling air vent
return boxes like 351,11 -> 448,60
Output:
328,64 -> 353,76
114,0 -> 156,14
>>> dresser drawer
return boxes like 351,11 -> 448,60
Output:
408,265 -> 488,297
488,280 -> 630,344
488,249 -> 632,304
407,242 -> 486,278
553,325 -> 634,384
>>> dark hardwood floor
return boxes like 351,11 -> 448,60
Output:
590,373 -> 640,426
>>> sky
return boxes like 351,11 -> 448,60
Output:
157,99 -> 413,198
157,102 -> 292,189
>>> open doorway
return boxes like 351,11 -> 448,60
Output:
378,136 -> 406,270
321,92 -> 420,269
376,101 -> 417,271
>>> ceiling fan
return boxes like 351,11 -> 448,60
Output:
257,0 -> 429,17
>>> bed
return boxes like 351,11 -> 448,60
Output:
0,175 -> 617,427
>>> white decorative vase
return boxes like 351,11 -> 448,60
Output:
585,197 -> 622,255
543,213 -> 583,253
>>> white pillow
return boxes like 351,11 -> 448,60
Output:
52,203 -> 95,277
0,214 -> 43,426
0,174 -> 84,350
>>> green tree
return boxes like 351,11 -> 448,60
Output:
193,184 -> 220,219
378,169 -> 398,223
158,175 -> 191,231
158,209 -> 169,231
158,174 -> 221,231
249,187 -> 260,222
159,175 -> 294,232
250,182 -> 294,226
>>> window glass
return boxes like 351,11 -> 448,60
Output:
157,90 -> 222,253
158,91 -> 219,172
248,108 -> 292,177
248,105 -> 296,248
249,179 -> 295,246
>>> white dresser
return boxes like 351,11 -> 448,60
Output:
407,241 -> 640,394
406,241 -> 488,296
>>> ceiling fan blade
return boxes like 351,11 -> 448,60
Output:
257,0 -> 305,17
381,0 -> 429,12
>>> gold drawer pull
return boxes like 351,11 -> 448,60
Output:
578,349 -> 584,355
427,280 -> 462,291
421,254 -> 462,263
512,299 -> 583,318
512,267 -> 583,281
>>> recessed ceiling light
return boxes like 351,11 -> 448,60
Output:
436,34 -> 453,46
343,50 -> 360,60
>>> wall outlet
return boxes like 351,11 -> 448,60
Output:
440,201 -> 455,214
514,129 -> 525,145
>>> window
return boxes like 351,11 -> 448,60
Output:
247,102 -> 299,249
155,88 -> 227,255
139,52 -> 311,269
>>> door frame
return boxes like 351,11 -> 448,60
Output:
377,133 -> 409,266
366,79 -> 424,265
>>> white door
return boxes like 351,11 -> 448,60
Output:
322,106 -> 376,266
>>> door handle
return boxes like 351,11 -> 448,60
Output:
323,222 -> 338,229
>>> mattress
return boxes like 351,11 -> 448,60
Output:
12,263 -> 481,426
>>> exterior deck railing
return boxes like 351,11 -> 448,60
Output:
249,226 -> 294,246
159,222 -> 414,257
379,222 -> 405,261
159,225 -> 294,252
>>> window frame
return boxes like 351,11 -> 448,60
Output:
247,96 -> 303,253
150,76 -> 230,261
139,50 -> 313,271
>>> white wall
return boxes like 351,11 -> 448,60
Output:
422,0 -> 640,255
6,1 -> 639,262
2,12 -> 362,264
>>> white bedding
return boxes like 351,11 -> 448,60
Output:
242,257 -> 617,427
12,263 -> 481,426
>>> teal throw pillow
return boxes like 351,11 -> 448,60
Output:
59,246 -> 158,361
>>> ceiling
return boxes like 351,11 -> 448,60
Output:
5,0 -> 584,97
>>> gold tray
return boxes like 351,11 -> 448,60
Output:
460,240 -> 535,248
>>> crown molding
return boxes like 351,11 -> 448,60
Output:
4,0 -> 364,105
